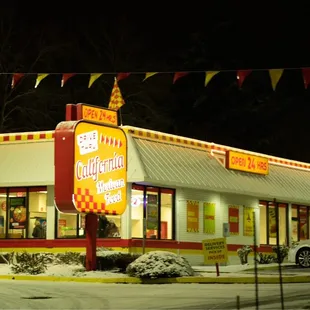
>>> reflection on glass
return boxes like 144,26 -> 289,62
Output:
146,188 -> 159,239
0,189 -> 7,239
160,191 -> 173,240
259,202 -> 267,244
57,213 -> 77,238
28,190 -> 47,239
8,190 -> 27,239
131,187 -> 144,238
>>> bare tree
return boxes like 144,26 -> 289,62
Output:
0,9 -> 75,132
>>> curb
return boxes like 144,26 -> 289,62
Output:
0,275 -> 310,284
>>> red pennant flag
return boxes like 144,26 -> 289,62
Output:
237,70 -> 252,88
61,74 -> 76,87
173,72 -> 189,84
11,73 -> 24,89
117,73 -> 131,81
302,68 -> 310,89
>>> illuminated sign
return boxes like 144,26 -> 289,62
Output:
76,103 -> 118,126
55,121 -> 127,215
225,150 -> 269,175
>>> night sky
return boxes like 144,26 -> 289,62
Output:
1,5 -> 310,161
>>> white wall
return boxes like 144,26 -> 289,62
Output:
220,193 -> 259,265
0,141 -> 54,187
176,188 -> 259,265
126,134 -> 145,183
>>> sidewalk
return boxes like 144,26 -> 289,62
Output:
0,263 -> 309,284
192,262 -> 296,273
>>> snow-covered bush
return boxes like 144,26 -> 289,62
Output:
55,252 -> 81,265
126,251 -> 194,279
80,248 -> 140,271
11,252 -> 47,275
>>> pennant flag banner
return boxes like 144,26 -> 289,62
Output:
237,70 -> 252,88
205,71 -> 219,87
143,72 -> 158,81
108,78 -> 125,111
269,69 -> 284,91
35,73 -> 49,88
6,68 -> 310,91
173,72 -> 189,84
117,73 -> 131,81
88,73 -> 103,88
61,73 -> 76,87
302,68 -> 310,89
11,73 -> 24,89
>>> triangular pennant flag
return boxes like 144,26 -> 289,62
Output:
11,73 -> 24,89
269,69 -> 284,91
302,68 -> 310,89
88,73 -> 103,88
61,73 -> 76,87
204,71 -> 219,87
34,74 -> 49,88
237,70 -> 252,88
117,73 -> 131,81
173,72 -> 189,84
108,78 -> 125,111
143,72 -> 158,81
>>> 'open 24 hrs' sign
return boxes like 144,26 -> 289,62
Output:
225,150 -> 269,175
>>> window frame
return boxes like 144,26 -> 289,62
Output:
292,204 -> 310,241
0,186 -> 47,239
259,200 -> 289,246
132,183 -> 176,240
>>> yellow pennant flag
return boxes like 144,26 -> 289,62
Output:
143,72 -> 158,81
34,74 -> 49,88
108,78 -> 125,111
205,71 -> 219,87
88,73 -> 103,88
269,69 -> 284,90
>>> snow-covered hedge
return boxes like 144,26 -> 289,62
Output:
126,251 -> 195,279
80,248 -> 141,271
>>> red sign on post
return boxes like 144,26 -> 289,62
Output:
54,120 -> 127,215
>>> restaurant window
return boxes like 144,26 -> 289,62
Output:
292,205 -> 309,241
131,184 -> 175,240
28,187 -> 47,239
8,188 -> 27,239
56,212 -> 121,239
259,201 -> 288,245
56,213 -> 78,238
0,188 -> 7,239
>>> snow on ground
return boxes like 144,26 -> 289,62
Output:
0,263 -> 128,278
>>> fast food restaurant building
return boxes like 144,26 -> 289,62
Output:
0,125 -> 310,265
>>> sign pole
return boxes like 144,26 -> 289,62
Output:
85,213 -> 98,271
215,262 -> 220,277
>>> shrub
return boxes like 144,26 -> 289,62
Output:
0,252 -> 15,264
272,245 -> 289,263
11,252 -> 47,275
237,245 -> 253,265
55,252 -> 81,265
254,253 -> 275,264
126,251 -> 194,279
80,249 -> 141,271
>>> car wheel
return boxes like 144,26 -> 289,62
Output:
297,248 -> 310,267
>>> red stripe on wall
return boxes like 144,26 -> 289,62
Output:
0,239 -> 274,253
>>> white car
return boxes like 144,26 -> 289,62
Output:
288,240 -> 310,267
